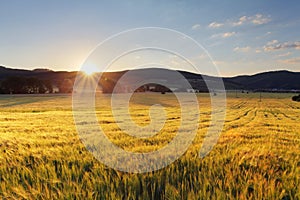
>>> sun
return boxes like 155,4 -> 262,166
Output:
81,64 -> 99,76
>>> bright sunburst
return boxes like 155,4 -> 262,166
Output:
81,64 -> 99,76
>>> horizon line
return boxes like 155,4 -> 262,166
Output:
0,64 -> 299,78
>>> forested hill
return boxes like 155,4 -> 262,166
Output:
0,66 -> 299,93
223,70 -> 300,91
0,66 -> 77,93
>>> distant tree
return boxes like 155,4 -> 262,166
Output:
292,94 -> 300,102
0,76 -> 53,94
26,77 -> 45,93
153,84 -> 171,93
44,79 -> 53,93
1,77 -> 27,94
58,79 -> 73,93
0,81 -> 4,94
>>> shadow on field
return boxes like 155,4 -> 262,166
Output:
0,94 -> 69,108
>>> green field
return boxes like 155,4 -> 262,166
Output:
0,93 -> 299,199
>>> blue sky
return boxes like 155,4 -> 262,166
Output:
0,0 -> 300,76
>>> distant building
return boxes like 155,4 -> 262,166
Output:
52,86 -> 59,93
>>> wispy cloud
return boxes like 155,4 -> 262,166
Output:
222,32 -> 236,38
233,46 -> 251,52
208,22 -> 224,28
209,13 -> 271,28
266,32 -> 272,35
232,16 -> 248,26
267,40 -> 279,45
251,14 -> 271,25
277,52 -> 292,57
191,24 -> 201,30
278,57 -> 300,64
264,40 -> 300,51
256,31 -> 272,40
211,32 -> 236,39
255,49 -> 262,53
232,14 -> 271,26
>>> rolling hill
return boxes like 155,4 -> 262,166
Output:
0,66 -> 299,93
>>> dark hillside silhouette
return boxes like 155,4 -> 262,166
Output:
0,66 -> 300,93
224,70 -> 300,90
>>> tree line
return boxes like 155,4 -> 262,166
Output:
0,77 -> 53,94
0,77 -> 74,94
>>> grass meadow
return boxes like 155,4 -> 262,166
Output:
0,93 -> 299,199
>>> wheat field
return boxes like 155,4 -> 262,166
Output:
0,93 -> 299,199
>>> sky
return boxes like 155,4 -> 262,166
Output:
0,0 -> 300,76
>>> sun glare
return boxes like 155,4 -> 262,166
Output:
82,64 -> 99,76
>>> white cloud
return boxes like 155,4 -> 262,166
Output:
264,41 -> 300,51
211,32 -> 236,39
233,46 -> 251,52
266,40 -> 278,46
208,22 -> 224,28
251,14 -> 271,25
212,13 -> 271,28
222,32 -> 236,38
277,52 -> 292,57
232,16 -> 248,26
191,24 -> 201,30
